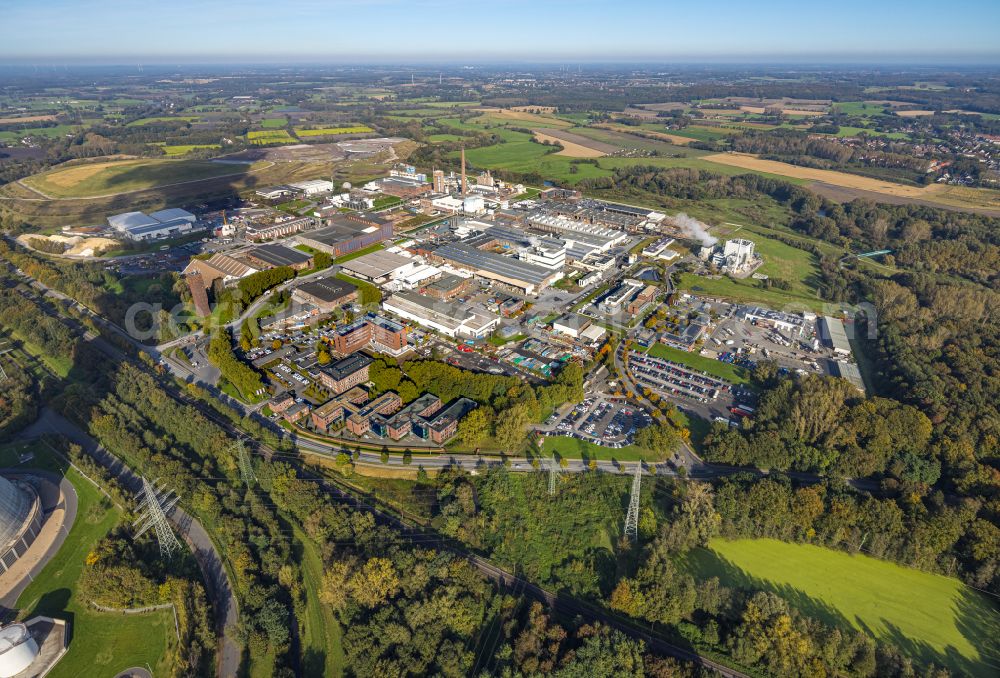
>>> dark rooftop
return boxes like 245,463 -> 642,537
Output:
324,353 -> 373,381
294,276 -> 357,303
250,244 -> 313,268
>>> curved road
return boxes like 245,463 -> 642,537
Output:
22,409 -> 241,678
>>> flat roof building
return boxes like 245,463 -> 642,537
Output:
383,291 -> 500,339
339,250 -> 414,283
107,208 -> 199,242
430,242 -> 559,296
319,353 -> 373,394
291,276 -> 358,313
246,244 -> 314,270
296,213 -> 392,258
820,316 -> 852,355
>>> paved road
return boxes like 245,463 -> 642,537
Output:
23,409 -> 241,678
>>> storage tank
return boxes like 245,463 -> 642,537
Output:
0,624 -> 39,677
0,477 -> 31,553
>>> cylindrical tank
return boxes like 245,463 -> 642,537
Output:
0,477 -> 31,552
0,624 -> 39,677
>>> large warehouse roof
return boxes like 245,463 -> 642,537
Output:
433,242 -> 553,287
249,244 -> 313,268
340,250 -> 413,280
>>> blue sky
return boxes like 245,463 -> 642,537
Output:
1,0 -> 998,62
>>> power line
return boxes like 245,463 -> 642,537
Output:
133,477 -> 182,559
234,439 -> 256,488
624,462 -> 642,541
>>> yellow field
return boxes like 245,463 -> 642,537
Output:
31,160 -> 128,190
474,107 -> 573,127
702,152 -> 1000,211
533,131 -> 606,157
0,114 -> 56,124
295,125 -> 372,137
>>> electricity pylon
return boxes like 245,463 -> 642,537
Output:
623,463 -> 642,541
133,477 -> 182,559
234,439 -> 256,488
0,344 -> 11,382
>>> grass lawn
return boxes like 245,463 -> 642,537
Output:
686,538 -> 1000,677
292,524 -> 344,677
260,118 -> 288,129
335,273 -> 381,305
333,242 -> 385,264
22,158 -> 248,198
8,443 -> 175,678
5,329 -> 73,378
678,272 -> 827,313
644,343 -> 749,384
539,435 -> 663,462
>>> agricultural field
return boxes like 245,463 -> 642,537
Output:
427,133 -> 461,143
156,143 -> 221,156
647,124 -> 735,142
259,117 -> 288,128
4,442 -> 175,678
832,101 -> 889,117
20,158 -> 250,198
0,125 -> 81,142
247,129 -> 297,145
687,538 -> 1000,677
533,129 -> 610,157
294,125 -> 372,137
701,152 -> 1000,212
125,115 -> 199,127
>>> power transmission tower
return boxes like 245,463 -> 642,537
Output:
133,477 -> 182,559
235,439 -> 256,488
0,343 -> 12,383
548,455 -> 558,496
623,463 -> 642,541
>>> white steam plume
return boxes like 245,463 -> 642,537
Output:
672,213 -> 717,247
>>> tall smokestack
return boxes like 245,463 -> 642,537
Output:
461,147 -> 467,196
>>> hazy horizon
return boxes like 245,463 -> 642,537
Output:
2,0 -> 998,64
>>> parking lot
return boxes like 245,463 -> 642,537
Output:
545,395 -> 653,448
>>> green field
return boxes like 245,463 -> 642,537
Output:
427,133 -> 461,142
540,435 -> 662,462
295,125 -> 372,137
157,143 -> 220,156
0,125 -> 81,143
644,343 -> 749,384
687,538 -> 1000,677
126,115 -> 199,127
292,524 -> 344,677
21,158 -> 249,198
247,129 -> 297,145
260,117 -> 288,129
676,221 -> 825,310
5,442 -> 175,677
649,125 -> 734,142
332,241 -> 385,264
833,101 -> 889,117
